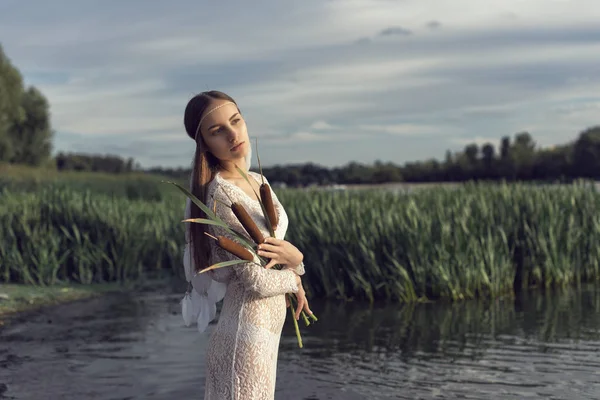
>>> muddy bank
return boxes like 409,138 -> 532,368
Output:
0,283 -> 126,320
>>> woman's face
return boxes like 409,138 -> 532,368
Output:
198,100 -> 250,165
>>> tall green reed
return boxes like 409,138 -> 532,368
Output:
1,176 -> 599,305
281,180 -> 600,303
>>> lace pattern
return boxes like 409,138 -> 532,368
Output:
184,171 -> 302,399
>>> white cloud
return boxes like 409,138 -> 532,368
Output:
310,121 -> 337,130
358,124 -> 442,136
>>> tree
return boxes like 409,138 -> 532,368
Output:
9,87 -> 53,165
512,131 -> 536,180
500,136 -> 510,160
0,44 -> 25,162
572,126 -> 600,179
0,43 -> 53,166
481,142 -> 495,178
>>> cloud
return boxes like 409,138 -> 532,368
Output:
2,0 -> 600,168
310,121 -> 337,130
426,21 -> 442,30
358,124 -> 442,136
378,26 -> 412,36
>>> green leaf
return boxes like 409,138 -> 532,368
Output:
162,180 -> 220,222
198,259 -> 250,273
182,218 -> 229,228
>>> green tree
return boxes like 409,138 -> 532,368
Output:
0,44 -> 53,166
481,142 -> 495,179
9,87 -> 53,165
572,126 -> 600,179
512,131 -> 536,180
0,44 -> 25,161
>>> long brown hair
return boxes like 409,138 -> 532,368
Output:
183,90 -> 240,272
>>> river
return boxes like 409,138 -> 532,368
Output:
1,283 -> 600,399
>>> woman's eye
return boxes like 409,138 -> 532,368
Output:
232,118 -> 240,125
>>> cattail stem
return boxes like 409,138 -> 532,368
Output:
287,293 -> 314,326
256,137 -> 265,185
288,297 -> 303,348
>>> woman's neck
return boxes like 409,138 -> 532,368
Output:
217,162 -> 248,180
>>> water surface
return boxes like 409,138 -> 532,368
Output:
1,284 -> 600,399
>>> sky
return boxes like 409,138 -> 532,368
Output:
1,0 -> 599,169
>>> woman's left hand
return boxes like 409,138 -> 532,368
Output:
256,237 -> 303,270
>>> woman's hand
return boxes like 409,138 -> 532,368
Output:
292,276 -> 312,320
256,237 -> 303,270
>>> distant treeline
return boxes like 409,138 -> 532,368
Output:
55,152 -> 139,173
148,127 -> 600,185
2,43 -> 599,185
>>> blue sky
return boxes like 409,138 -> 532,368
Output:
1,0 -> 599,169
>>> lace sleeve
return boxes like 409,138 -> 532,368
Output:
285,262 -> 305,276
209,185 -> 299,298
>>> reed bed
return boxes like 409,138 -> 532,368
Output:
280,180 -> 600,302
0,185 -> 183,285
1,177 -> 599,303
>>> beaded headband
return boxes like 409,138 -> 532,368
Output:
194,101 -> 236,141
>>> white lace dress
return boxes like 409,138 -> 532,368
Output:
182,171 -> 305,400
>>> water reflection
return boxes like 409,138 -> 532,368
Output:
276,287 -> 600,399
1,285 -> 600,399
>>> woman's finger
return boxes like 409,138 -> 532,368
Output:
264,259 -> 278,269
295,300 -> 304,320
257,250 -> 278,258
303,301 -> 313,315
258,243 -> 280,253
264,237 -> 282,245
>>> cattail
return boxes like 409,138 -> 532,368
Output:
260,183 -> 278,231
207,233 -> 254,261
254,137 -> 278,232
231,203 -> 265,244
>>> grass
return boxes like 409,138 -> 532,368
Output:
1,166 -> 599,305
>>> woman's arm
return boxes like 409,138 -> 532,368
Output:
208,186 -> 299,298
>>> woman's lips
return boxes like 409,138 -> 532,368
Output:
231,142 -> 244,151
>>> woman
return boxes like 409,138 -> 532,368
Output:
181,91 -> 313,399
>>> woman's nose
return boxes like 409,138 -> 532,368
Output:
227,128 -> 238,142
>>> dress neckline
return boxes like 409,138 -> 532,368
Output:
215,171 -> 261,204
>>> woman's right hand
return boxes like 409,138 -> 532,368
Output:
257,238 -> 303,269
291,276 -> 312,320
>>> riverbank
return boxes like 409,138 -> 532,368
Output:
0,283 -> 126,323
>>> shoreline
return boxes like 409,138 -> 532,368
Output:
0,283 -> 127,325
